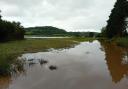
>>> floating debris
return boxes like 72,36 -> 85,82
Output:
39,59 -> 48,65
49,65 -> 57,70
28,59 -> 34,61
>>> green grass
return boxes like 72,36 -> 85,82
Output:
98,37 -> 128,47
0,38 -> 95,55
116,37 -> 128,47
0,37 -> 95,75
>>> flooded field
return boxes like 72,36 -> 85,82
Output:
25,36 -> 70,39
0,40 -> 128,89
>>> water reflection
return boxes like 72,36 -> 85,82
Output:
39,59 -> 48,65
0,76 -> 11,89
100,41 -> 128,83
0,40 -> 128,89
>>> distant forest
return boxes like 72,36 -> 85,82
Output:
25,26 -> 99,37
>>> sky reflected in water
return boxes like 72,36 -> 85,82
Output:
0,40 -> 128,89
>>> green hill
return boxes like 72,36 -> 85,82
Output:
25,26 -> 99,37
25,26 -> 67,36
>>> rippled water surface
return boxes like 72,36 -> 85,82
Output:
0,40 -> 128,89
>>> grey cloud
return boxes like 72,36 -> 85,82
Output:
47,0 -> 95,9
0,0 -> 116,32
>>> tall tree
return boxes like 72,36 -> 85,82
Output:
0,10 -> 25,42
106,0 -> 128,38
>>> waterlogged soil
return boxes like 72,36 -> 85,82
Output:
0,40 -> 128,89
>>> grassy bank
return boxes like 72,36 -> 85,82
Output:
98,37 -> 128,47
0,37 -> 94,75
116,37 -> 128,47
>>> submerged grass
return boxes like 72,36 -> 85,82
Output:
68,37 -> 95,42
0,37 -> 94,75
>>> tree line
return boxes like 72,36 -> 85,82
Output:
101,0 -> 128,38
25,26 -> 98,37
0,10 -> 25,42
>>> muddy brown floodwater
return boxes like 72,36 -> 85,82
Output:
0,40 -> 128,89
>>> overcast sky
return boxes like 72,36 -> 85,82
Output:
0,0 -> 116,32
